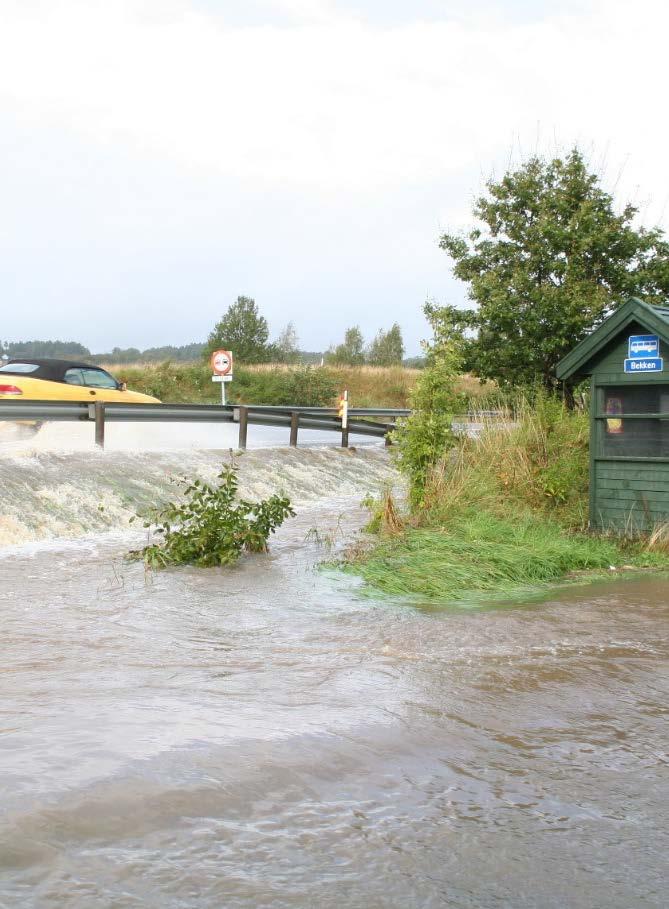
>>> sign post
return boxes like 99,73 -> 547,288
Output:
211,350 -> 234,404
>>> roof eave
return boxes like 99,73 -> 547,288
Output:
556,298 -> 669,381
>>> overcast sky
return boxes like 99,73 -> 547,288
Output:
1,0 -> 668,355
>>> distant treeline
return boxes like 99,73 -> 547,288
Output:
0,340 -> 207,364
91,343 -> 207,364
0,338 -> 425,367
1,339 -> 92,360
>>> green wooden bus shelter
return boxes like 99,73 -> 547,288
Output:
556,297 -> 669,533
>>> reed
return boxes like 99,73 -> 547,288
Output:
646,523 -> 669,554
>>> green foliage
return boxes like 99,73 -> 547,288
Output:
367,322 -> 405,366
111,362 -> 346,407
231,365 -> 337,406
115,362 -> 215,402
420,394 -> 591,530
130,465 -> 295,568
527,396 -> 590,511
439,148 -> 669,397
206,296 -> 271,364
327,326 -> 365,366
393,303 -> 462,503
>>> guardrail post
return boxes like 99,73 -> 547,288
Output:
238,406 -> 248,449
290,411 -> 299,447
94,401 -> 105,449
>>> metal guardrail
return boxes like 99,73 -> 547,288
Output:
0,401 -> 236,422
0,400 -> 405,449
232,405 -> 411,417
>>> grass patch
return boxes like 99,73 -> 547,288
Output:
345,506 -> 665,601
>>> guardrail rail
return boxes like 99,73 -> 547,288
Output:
0,400 -> 408,450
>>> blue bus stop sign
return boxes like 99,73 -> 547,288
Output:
624,334 -> 662,372
624,357 -> 663,373
628,334 -> 659,358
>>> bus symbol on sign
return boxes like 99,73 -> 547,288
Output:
628,334 -> 659,358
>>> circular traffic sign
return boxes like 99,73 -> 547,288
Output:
211,349 -> 233,375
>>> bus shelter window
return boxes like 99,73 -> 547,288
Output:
601,386 -> 669,458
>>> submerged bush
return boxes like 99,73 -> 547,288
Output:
130,466 -> 295,568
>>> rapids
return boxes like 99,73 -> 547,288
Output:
0,443 -> 394,548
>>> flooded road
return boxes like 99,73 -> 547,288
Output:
1,497 -> 667,907
0,444 -> 667,907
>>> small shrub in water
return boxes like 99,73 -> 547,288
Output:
130,466 -> 295,568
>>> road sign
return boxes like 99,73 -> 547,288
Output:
624,357 -> 663,373
211,350 -> 233,403
211,349 -> 233,375
628,335 -> 659,358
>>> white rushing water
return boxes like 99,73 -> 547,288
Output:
0,421 -> 394,548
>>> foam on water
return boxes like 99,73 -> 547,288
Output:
0,441 -> 396,548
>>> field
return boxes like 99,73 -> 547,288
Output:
108,361 -> 497,409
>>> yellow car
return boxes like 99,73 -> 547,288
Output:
0,358 -> 160,403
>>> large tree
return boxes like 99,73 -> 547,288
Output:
367,323 -> 405,366
438,149 -> 669,399
327,326 -> 365,366
206,296 -> 271,364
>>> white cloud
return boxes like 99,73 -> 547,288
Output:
0,0 -> 665,196
0,0 -> 668,350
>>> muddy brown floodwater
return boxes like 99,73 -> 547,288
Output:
0,485 -> 667,907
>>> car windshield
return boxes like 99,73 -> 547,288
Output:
64,369 -> 85,385
64,367 -> 118,389
0,363 -> 40,373
81,368 -> 118,389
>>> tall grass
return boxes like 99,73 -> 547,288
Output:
346,396 -> 668,601
424,395 -> 591,530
